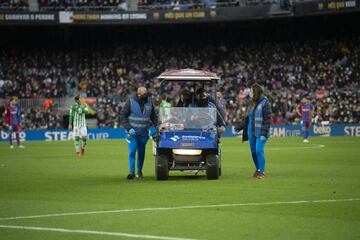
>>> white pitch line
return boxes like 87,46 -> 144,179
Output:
224,144 -> 325,152
0,225 -> 199,240
0,198 -> 358,222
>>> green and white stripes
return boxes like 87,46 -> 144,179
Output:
69,104 -> 88,128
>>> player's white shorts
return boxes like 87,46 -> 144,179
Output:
73,127 -> 87,138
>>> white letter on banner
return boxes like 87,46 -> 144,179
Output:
344,126 -> 350,136
45,132 -> 52,141
272,128 -> 277,137
279,128 -> 286,137
272,128 -> 283,137
60,132 -> 67,140
19,131 -> 26,141
53,132 -> 59,141
349,126 -> 355,136
103,132 -> 109,139
1,131 -> 9,140
348,126 -> 355,136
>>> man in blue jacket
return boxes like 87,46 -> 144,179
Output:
120,87 -> 158,179
194,88 -> 226,132
235,84 -> 271,179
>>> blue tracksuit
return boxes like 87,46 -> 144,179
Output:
248,110 -> 267,172
126,134 -> 149,174
247,98 -> 271,173
120,96 -> 157,174
234,97 -> 271,172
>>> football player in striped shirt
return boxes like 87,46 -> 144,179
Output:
68,96 -> 88,156
4,97 -> 25,149
297,97 -> 314,143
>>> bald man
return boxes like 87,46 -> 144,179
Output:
120,87 -> 158,179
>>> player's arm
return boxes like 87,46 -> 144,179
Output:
68,106 -> 73,130
4,108 -> 11,128
80,99 -> 89,114
82,104 -> 89,114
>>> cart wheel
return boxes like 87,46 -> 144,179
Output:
155,155 -> 169,180
206,154 -> 219,180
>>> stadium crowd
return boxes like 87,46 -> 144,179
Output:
137,0 -> 276,10
0,0 -> 28,10
0,49 -> 68,99
21,107 -> 63,129
1,37 -> 359,129
38,0 -> 127,11
37,0 -> 217,11
0,0 -> 277,11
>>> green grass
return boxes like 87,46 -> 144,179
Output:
0,137 -> 360,240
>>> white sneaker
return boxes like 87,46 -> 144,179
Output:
303,139 -> 309,143
10,145 -> 14,149
18,145 -> 25,148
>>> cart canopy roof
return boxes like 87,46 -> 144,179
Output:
157,69 -> 220,81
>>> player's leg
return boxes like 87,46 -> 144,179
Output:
136,135 -> 149,178
249,135 -> 259,176
301,120 -> 308,142
75,137 -> 81,156
255,136 -> 267,178
300,121 -> 304,137
73,127 -> 81,156
80,127 -> 88,155
14,124 -> 24,148
127,135 -> 138,179
81,137 -> 87,155
304,120 -> 310,142
15,132 -> 20,147
8,125 -> 14,148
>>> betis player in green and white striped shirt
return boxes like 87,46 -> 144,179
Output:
68,96 -> 89,157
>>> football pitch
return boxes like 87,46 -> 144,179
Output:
0,137 -> 359,240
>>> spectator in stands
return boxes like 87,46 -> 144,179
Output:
0,0 -> 28,10
43,98 -> 53,111
0,36 -> 359,129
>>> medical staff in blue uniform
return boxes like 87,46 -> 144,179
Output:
120,87 -> 158,179
235,84 -> 271,179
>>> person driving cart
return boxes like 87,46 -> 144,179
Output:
193,88 -> 226,132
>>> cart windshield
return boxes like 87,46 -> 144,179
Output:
159,107 -> 217,131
